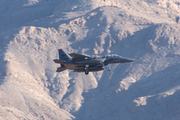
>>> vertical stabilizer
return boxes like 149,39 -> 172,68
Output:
58,49 -> 71,62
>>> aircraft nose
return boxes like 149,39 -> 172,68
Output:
126,58 -> 135,62
120,57 -> 135,63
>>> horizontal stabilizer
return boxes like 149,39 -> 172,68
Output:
56,67 -> 66,72
53,59 -> 66,64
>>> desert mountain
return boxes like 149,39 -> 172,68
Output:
0,0 -> 180,120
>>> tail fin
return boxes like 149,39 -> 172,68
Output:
58,49 -> 71,62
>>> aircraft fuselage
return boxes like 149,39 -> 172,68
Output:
54,50 -> 135,75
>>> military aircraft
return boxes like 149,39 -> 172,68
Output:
53,49 -> 135,75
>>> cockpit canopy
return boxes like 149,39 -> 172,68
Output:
103,54 -> 121,58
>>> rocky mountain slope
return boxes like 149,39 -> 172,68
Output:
0,0 -> 180,120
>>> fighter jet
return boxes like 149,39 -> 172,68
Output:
53,49 -> 135,75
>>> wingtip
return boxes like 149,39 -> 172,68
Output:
58,49 -> 62,51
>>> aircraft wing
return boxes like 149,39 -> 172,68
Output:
69,53 -> 91,59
